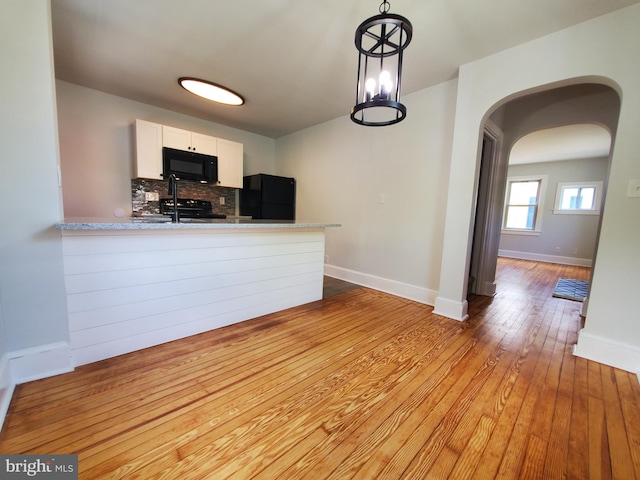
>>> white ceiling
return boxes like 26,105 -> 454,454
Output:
509,124 -> 612,165
51,0 -> 640,139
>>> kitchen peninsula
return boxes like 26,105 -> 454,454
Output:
57,219 -> 339,366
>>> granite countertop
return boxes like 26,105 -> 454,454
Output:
56,217 -> 341,230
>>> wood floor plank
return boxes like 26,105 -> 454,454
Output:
317,339 -> 482,479
82,299 -> 429,478
588,393 -> 611,480
456,303 -> 549,479
157,310 -> 456,479
277,329 -> 477,479
474,297 -> 564,480
542,303 -> 579,479
519,433 -> 547,479
361,344 -> 510,478
517,298 -> 570,477
615,368 -> 640,478
1,258 -> 638,479
445,296 -> 541,455
5,305 -> 369,451
425,446 -> 459,480
400,320 -> 535,479
448,414 -> 496,479
601,366 -> 636,479
331,293 -> 526,479
566,355 -> 590,480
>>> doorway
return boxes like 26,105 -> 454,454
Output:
468,83 -> 620,304
468,123 -> 504,297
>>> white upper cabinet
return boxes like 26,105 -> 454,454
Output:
191,132 -> 218,156
134,120 -> 242,186
161,125 -> 190,151
134,119 -> 163,180
162,125 -> 217,156
217,138 -> 243,188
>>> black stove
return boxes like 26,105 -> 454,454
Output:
159,198 -> 226,219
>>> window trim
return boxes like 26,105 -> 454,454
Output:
553,181 -> 603,215
501,175 -> 547,234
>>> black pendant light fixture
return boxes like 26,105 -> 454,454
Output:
351,0 -> 412,126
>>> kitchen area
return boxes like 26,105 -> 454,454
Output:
56,115 -> 339,367
127,119 -> 294,222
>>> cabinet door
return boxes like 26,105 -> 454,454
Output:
134,119 -> 163,180
217,139 -> 243,188
191,132 -> 217,156
162,125 -> 191,150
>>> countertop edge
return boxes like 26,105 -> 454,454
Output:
56,220 -> 341,230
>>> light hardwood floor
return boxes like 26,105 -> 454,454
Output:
1,258 -> 639,479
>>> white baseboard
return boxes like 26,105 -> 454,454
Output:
8,342 -> 74,385
0,354 -> 15,433
499,249 -> 592,267
574,329 -> 640,375
0,342 -> 74,431
324,264 -> 437,306
433,296 -> 469,322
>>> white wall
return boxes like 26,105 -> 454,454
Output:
0,2 -> 69,352
0,1 -> 73,425
499,157 -> 608,265
56,81 -> 277,218
435,4 -> 640,372
276,80 -> 457,303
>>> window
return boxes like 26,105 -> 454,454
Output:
502,176 -> 546,233
554,181 -> 603,215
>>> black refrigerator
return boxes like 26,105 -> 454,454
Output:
240,174 -> 296,220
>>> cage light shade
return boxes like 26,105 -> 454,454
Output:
351,7 -> 412,126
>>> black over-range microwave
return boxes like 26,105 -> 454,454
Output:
162,147 -> 218,183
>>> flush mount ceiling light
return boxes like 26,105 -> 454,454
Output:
350,0 -> 412,126
178,77 -> 245,106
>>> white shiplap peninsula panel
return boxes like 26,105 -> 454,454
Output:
60,228 -> 327,366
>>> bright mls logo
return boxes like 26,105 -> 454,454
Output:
1,454 -> 77,479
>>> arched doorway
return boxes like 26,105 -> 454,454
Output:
469,83 -> 620,304
434,6 -> 640,372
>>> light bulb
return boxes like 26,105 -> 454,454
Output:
365,78 -> 376,102
379,71 -> 392,100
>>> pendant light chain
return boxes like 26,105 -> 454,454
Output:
379,1 -> 391,14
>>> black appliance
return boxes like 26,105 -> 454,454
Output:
240,174 -> 295,220
159,198 -> 226,219
162,147 -> 218,183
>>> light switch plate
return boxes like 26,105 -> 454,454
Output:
145,192 -> 159,201
627,179 -> 640,198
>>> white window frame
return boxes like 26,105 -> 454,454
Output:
501,175 -> 547,236
553,181 -> 603,215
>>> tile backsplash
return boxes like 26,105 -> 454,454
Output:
131,179 -> 237,216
